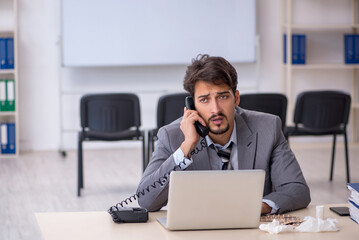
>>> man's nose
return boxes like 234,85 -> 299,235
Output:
210,99 -> 221,114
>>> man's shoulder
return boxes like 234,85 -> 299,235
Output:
236,107 -> 282,134
156,117 -> 184,147
158,117 -> 182,134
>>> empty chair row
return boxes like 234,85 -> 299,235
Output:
77,90 -> 351,197
238,91 -> 351,183
148,91 -> 351,184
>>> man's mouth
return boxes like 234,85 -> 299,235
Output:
211,117 -> 223,125
208,114 -> 226,126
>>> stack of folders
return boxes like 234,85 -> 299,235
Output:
344,34 -> 359,64
348,183 -> 359,224
0,79 -> 15,112
283,34 -> 306,64
0,38 -> 14,69
0,122 -> 15,154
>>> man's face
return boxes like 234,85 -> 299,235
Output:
193,80 -> 239,137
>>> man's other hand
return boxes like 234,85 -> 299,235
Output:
261,202 -> 272,215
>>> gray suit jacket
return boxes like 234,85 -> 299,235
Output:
137,107 -> 311,213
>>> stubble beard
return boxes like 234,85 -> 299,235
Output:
207,113 -> 230,135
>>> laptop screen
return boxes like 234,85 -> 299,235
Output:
158,170 -> 265,230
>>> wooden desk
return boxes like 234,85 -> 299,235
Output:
35,204 -> 358,240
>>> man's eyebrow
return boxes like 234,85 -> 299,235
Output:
216,90 -> 231,95
197,93 -> 210,99
197,91 -> 231,99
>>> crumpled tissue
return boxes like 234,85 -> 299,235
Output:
259,216 -> 339,234
295,216 -> 339,232
259,219 -> 294,234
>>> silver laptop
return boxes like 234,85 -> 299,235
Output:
157,169 -> 265,230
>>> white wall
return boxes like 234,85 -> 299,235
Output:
18,0 -> 61,151
16,0 -> 355,151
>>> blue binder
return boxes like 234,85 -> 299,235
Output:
292,35 -> 299,63
7,123 -> 15,154
6,38 -> 14,69
345,34 -> 355,64
355,35 -> 359,64
283,34 -> 306,64
0,38 -> 7,69
0,123 -> 8,154
298,35 -> 306,64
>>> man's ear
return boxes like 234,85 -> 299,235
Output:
235,90 -> 240,106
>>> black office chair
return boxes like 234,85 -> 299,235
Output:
147,92 -> 189,167
239,93 -> 288,132
77,93 -> 145,196
285,91 -> 351,183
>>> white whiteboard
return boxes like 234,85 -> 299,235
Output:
61,0 -> 256,67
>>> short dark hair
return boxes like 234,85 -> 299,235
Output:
183,54 -> 238,97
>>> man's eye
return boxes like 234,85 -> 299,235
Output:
199,98 -> 207,103
219,95 -> 229,99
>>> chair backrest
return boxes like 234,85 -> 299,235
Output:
239,93 -> 287,129
293,91 -> 351,130
80,93 -> 141,132
157,92 -> 189,128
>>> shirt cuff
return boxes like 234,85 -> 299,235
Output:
262,199 -> 280,214
173,148 -> 193,170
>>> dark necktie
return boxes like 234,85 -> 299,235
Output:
216,143 -> 232,170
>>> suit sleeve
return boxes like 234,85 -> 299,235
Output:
263,117 -> 311,213
136,126 -> 180,211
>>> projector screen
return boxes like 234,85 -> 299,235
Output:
61,0 -> 256,67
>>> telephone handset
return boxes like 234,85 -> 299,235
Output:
185,96 -> 209,138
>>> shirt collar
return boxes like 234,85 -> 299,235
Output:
205,120 -> 237,151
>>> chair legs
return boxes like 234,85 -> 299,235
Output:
77,136 -> 84,197
151,137 -> 155,156
284,129 -> 289,141
344,131 -> 350,183
146,131 -> 152,169
329,134 -> 336,181
142,135 -> 146,172
77,135 -> 147,197
146,131 -> 157,169
329,133 -> 350,183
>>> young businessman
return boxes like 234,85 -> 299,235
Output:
137,54 -> 311,214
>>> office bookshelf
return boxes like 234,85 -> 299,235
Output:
0,0 -> 19,157
281,0 -> 359,142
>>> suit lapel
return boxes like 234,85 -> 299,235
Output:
235,109 -> 257,169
